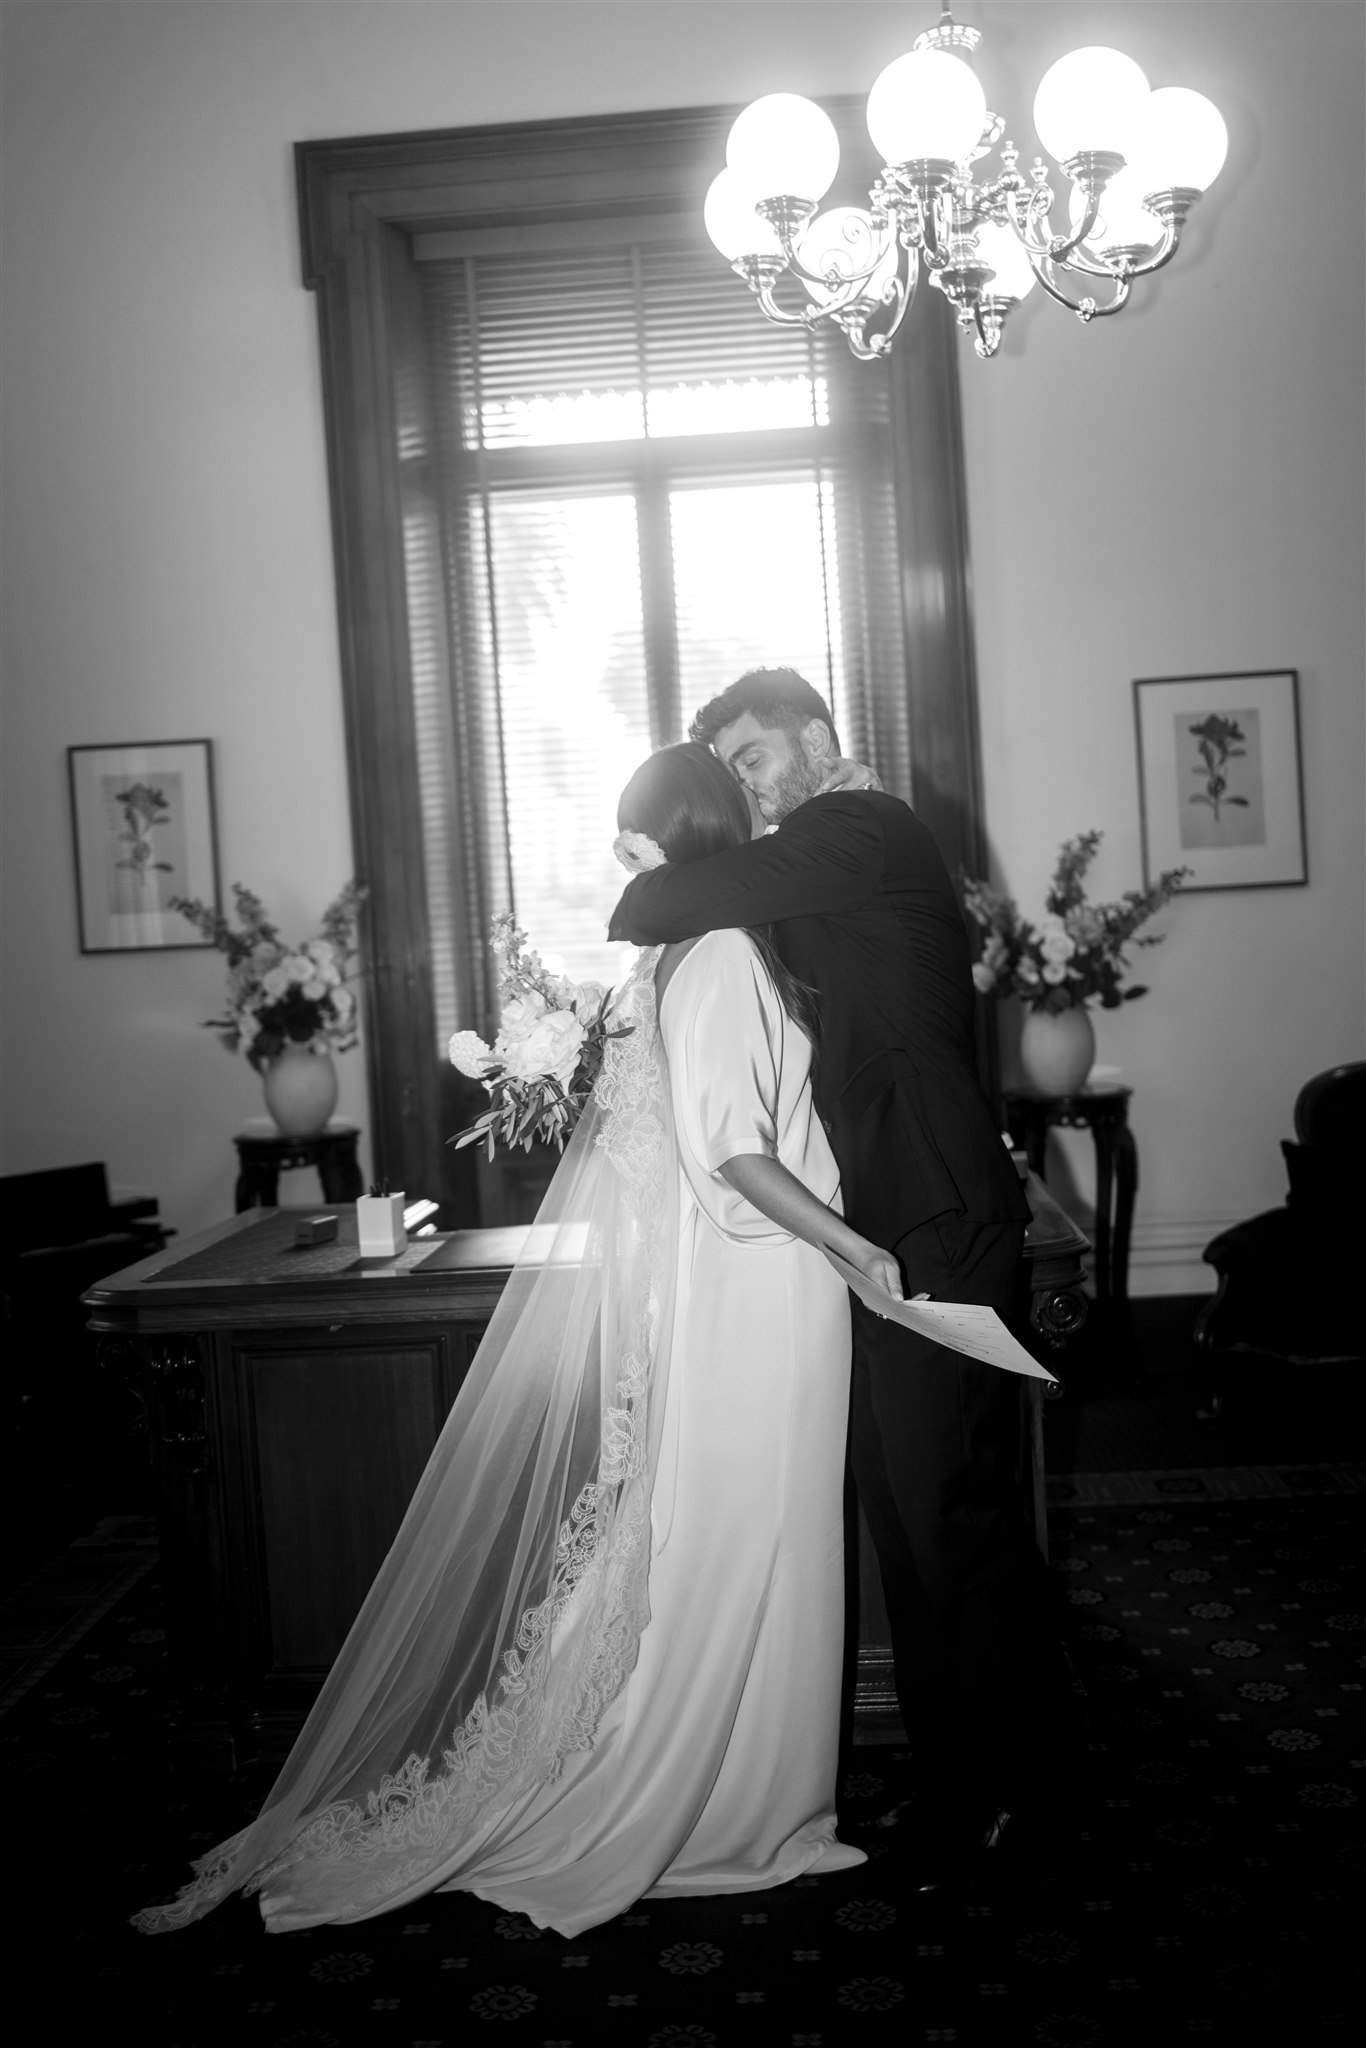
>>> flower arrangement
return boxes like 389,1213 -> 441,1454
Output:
170,881 -> 365,1071
960,832 -> 1189,1014
448,914 -> 632,1158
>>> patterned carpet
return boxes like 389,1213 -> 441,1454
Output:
7,1483 -> 1365,2046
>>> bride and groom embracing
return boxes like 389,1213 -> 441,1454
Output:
138,667 -> 1073,1940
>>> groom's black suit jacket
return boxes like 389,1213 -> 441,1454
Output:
608,792 -> 1028,1253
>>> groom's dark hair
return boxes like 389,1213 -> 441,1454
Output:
689,667 -> 842,756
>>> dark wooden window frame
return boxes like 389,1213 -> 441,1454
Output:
296,106 -> 991,1221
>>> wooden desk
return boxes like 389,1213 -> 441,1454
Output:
88,1191 -> 1087,1768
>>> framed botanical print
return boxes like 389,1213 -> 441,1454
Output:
1133,670 -> 1307,892
67,739 -> 221,952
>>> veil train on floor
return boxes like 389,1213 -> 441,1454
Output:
135,953 -> 677,1933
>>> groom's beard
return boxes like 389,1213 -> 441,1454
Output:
758,746 -> 823,823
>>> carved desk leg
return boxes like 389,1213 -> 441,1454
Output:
1112,1121 -> 1139,1310
1032,1282 -> 1088,1356
1093,1124 -> 1116,1306
142,1335 -> 237,1773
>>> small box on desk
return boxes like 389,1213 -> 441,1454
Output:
294,1213 -> 339,1247
357,1191 -> 406,1259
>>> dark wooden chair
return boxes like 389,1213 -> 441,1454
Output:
1194,1062 -> 1365,1413
2,1163 -> 171,1528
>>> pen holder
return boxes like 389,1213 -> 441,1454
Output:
357,1191 -> 406,1259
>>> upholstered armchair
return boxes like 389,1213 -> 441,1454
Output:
1194,1062 -> 1365,1412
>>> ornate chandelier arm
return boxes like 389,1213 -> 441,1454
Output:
1025,255 -> 1134,323
1117,190 -> 1201,277
733,252 -> 912,343
1001,175 -> 1098,264
732,258 -> 825,328
766,206 -> 902,295
992,144 -> 1138,266
842,266 -> 916,359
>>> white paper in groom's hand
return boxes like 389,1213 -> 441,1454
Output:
822,1250 -> 1058,1383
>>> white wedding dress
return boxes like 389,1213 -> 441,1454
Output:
140,930 -> 862,1941
411,929 -> 864,1935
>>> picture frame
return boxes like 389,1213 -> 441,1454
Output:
1132,670 -> 1307,893
67,739 -> 221,953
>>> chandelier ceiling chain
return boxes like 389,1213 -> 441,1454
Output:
704,6 -> 1228,361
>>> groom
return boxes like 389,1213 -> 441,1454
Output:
608,668 -> 1073,1876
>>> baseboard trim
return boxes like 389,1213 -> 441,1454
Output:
1113,1211 -> 1241,1298
1047,1463 -> 1366,1506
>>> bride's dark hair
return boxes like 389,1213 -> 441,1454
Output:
617,742 -> 821,1049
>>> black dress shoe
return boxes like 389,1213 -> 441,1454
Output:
978,1805 -> 1081,1888
874,1797 -> 999,1890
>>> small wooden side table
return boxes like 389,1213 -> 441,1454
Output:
233,1119 -> 365,1213
1004,1083 -> 1137,1313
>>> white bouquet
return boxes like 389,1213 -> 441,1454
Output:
449,914 -> 631,1157
170,880 -> 364,1071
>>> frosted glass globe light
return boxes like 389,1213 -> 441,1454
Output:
1033,46 -> 1151,162
797,208 -> 898,307
703,170 -> 785,261
1069,170 -> 1164,256
726,94 -> 841,204
972,219 -> 1037,301
1128,86 -> 1229,192
866,48 -> 988,166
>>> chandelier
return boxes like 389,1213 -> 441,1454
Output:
703,6 -> 1228,361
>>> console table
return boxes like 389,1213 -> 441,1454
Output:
233,1118 -> 364,1212
1005,1083 -> 1137,1313
87,1184 -> 1087,1769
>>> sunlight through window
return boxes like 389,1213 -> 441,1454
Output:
672,477 -> 843,738
491,495 -> 652,989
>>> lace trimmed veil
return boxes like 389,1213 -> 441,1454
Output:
136,949 -> 675,1933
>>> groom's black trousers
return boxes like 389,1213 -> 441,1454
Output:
849,1212 -> 1073,1823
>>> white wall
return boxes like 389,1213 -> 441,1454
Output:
3,2 -> 1362,1272
961,3 -> 1365,1287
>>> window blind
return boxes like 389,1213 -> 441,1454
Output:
415,232 -> 910,1033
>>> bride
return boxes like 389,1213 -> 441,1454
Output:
136,741 -> 902,1939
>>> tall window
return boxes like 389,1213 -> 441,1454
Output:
418,237 -> 874,1011
298,110 -> 984,1222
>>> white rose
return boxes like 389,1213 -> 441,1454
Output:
332,986 -> 354,1018
556,978 -> 607,1017
261,966 -> 290,998
499,1009 -> 585,1088
1042,962 -> 1068,984
448,1029 -> 495,1077
1039,923 -> 1076,965
500,990 -> 548,1032
307,938 -> 337,965
972,962 -> 997,994
282,952 -> 313,983
300,975 -> 327,1001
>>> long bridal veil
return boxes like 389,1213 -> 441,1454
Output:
136,951 -> 676,1933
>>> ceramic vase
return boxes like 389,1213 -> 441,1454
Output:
262,1044 -> 338,1137
1019,1004 -> 1095,1097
